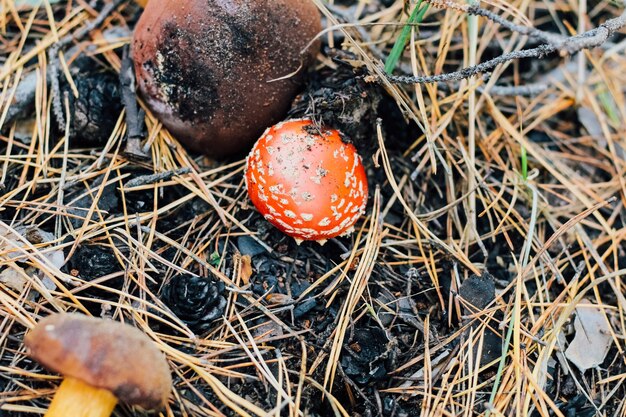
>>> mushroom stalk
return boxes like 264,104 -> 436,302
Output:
45,377 -> 117,417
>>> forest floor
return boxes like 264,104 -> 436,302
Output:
1,0 -> 626,416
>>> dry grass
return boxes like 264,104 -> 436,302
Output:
1,0 -> 626,416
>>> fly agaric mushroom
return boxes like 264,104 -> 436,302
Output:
132,0 -> 321,158
245,119 -> 368,243
25,313 -> 171,417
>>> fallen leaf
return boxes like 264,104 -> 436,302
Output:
0,267 -> 31,293
240,255 -> 253,285
265,293 -> 294,304
565,301 -> 613,372
253,319 -> 283,340
577,106 -> 604,139
0,225 -> 63,292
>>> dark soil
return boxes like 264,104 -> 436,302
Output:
1,1 -> 625,417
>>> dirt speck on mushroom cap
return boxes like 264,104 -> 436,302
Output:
132,0 -> 322,157
24,313 -> 171,410
245,119 -> 368,241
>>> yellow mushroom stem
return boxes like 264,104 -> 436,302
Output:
45,376 -> 118,417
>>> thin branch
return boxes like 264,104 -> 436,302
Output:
463,3 -> 563,45
123,168 -> 191,188
480,83 -> 548,97
386,44 -> 555,84
385,1 -> 626,84
120,47 -> 150,160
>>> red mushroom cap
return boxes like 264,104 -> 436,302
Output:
245,119 -> 368,242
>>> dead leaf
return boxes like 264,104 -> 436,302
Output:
577,106 -> 604,139
0,225 -> 64,292
240,255 -> 253,285
0,267 -> 31,292
565,301 -> 613,372
253,319 -> 283,340
265,293 -> 295,305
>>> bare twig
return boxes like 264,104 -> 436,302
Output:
479,83 -> 548,97
123,168 -> 191,188
120,47 -> 150,160
387,44 -> 555,84
385,1 -> 626,84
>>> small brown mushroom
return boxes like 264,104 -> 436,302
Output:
25,313 -> 171,417
132,0 -> 322,157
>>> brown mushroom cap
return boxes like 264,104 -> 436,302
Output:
132,0 -> 322,158
24,313 -> 171,410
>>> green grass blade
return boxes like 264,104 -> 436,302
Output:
384,2 -> 429,74
521,145 -> 528,181
485,305 -> 516,417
